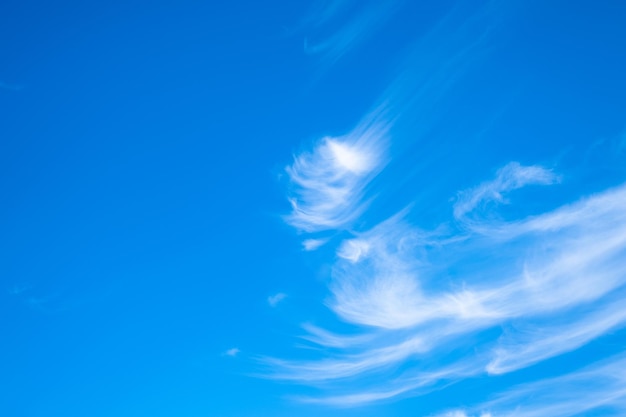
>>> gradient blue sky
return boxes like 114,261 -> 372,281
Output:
2,1 -> 626,416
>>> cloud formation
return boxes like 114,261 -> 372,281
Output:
302,238 -> 329,251
301,0 -> 399,64
269,159 -> 626,406
285,111 -> 388,232
440,353 -> 626,417
265,1 -> 626,412
225,347 -> 240,357
453,162 -> 559,219
486,291 -> 626,375
268,293 -> 288,307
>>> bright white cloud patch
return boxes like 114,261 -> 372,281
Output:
326,139 -> 374,173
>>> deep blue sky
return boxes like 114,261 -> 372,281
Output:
2,1 -> 626,416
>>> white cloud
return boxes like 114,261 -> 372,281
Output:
302,238 -> 329,251
328,215 -> 427,329
449,354 -> 626,417
285,112 -> 388,232
336,238 -> 370,262
291,359 -> 484,406
486,293 -> 626,375
302,1 -> 399,65
225,347 -> 240,357
267,168 -> 626,405
264,335 -> 430,382
298,322 -> 374,348
454,162 -> 559,219
268,292 -> 288,307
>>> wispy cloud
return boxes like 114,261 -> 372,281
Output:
441,353 -> 626,417
268,292 -> 288,307
487,292 -> 626,374
302,238 -> 329,251
298,322 -> 374,348
224,347 -> 241,357
453,162 -> 559,219
285,109 -> 389,233
264,334 -> 430,382
438,412 -> 492,417
301,0 -> 399,64
285,0 -> 502,237
328,214 -> 428,329
291,359 -> 484,407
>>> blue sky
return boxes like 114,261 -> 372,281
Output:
2,0 -> 626,416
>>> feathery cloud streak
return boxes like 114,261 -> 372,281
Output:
486,292 -> 626,375
440,353 -> 626,417
285,111 -> 388,232
453,162 -> 560,219
225,347 -> 240,357
268,292 -> 287,307
301,0 -> 399,64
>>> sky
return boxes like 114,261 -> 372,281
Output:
1,0 -> 626,416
